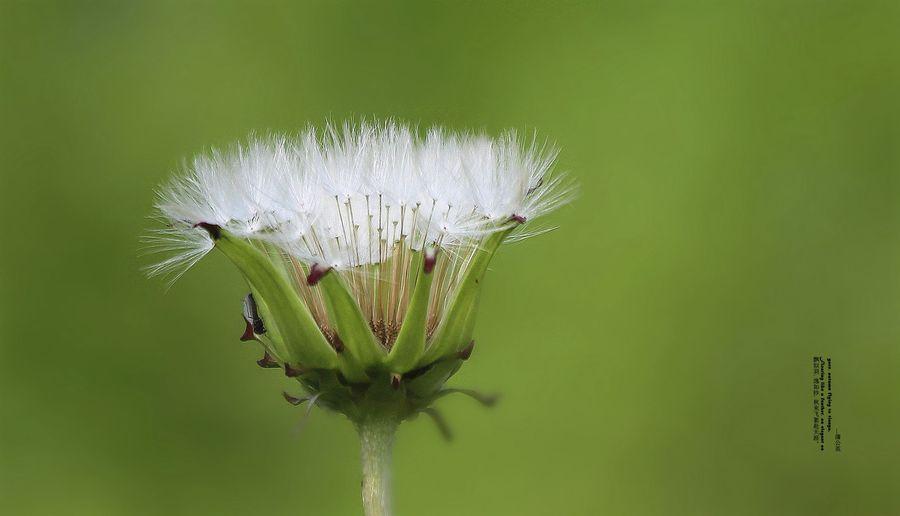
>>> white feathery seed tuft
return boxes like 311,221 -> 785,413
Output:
146,121 -> 576,343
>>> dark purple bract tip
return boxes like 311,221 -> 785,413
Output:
257,351 -> 279,368
423,248 -> 438,274
240,319 -> 256,342
306,263 -> 332,286
282,391 -> 305,406
458,340 -> 475,360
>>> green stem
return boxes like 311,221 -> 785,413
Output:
357,418 -> 398,516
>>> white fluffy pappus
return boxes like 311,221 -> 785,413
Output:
146,120 -> 576,343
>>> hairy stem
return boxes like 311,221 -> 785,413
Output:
357,417 -> 398,516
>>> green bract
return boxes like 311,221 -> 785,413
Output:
204,226 -> 337,369
198,224 -> 512,424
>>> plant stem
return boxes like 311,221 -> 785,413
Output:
357,417 -> 398,516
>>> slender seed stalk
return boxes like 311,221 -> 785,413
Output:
357,418 -> 398,516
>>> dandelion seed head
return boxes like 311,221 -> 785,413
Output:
147,120 -> 575,339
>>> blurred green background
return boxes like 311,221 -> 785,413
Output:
2,1 -> 899,514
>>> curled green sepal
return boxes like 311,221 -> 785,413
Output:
417,228 -> 512,365
386,248 -> 437,373
198,224 -> 337,369
314,266 -> 384,379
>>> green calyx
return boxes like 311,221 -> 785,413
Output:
200,223 -> 513,423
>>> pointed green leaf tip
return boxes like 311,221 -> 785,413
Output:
386,247 -> 437,373
417,228 -> 513,366
197,224 -> 337,370
311,264 -> 384,381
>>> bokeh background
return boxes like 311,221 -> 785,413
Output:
2,1 -> 899,514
